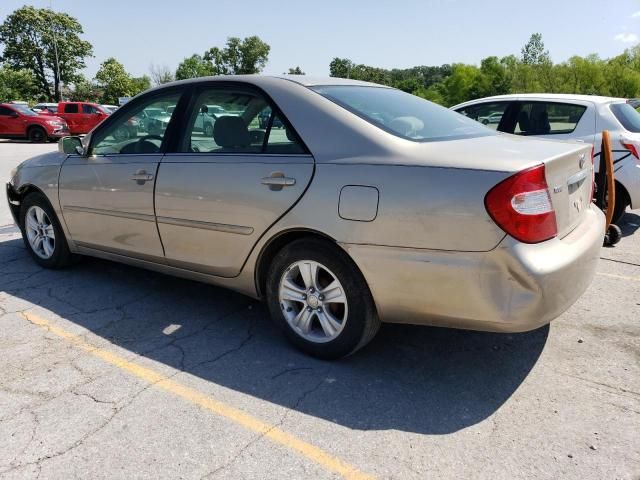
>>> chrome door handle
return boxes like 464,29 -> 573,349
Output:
261,173 -> 296,191
131,170 -> 154,185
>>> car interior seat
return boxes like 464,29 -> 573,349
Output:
213,116 -> 254,152
517,111 -> 531,134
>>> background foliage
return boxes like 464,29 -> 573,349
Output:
1,4 -> 639,111
329,34 -> 640,106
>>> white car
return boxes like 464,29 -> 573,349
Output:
452,94 -> 640,222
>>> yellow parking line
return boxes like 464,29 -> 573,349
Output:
20,311 -> 375,480
597,272 -> 640,282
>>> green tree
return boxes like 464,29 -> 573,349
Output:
521,33 -> 550,65
130,75 -> 151,96
204,36 -> 270,75
329,57 -> 354,78
175,54 -> 214,80
95,57 -> 134,104
0,6 -> 93,101
287,66 -> 305,75
0,65 -> 39,102
69,76 -> 100,102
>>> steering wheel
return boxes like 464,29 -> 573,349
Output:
132,135 -> 163,154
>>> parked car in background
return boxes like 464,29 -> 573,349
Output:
56,102 -> 109,135
6,76 -> 604,359
0,103 -> 69,142
258,107 -> 284,129
137,107 -> 172,136
102,105 -> 118,114
452,94 -> 640,223
32,103 -> 58,115
478,111 -> 503,125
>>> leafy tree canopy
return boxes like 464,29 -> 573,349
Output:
0,6 -> 93,101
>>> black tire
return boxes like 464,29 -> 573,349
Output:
482,119 -> 489,125
611,184 -> 630,225
266,238 -> 380,359
28,126 -> 47,143
19,192 -> 75,269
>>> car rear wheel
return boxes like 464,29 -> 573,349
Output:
266,238 -> 380,359
20,193 -> 75,269
28,126 -> 47,143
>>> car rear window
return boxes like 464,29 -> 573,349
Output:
310,85 -> 495,142
610,102 -> 640,133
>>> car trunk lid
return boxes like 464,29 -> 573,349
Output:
543,144 -> 594,238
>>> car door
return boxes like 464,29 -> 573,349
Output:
60,103 -> 81,134
82,103 -> 103,132
0,106 -> 24,136
58,89 -> 183,261
156,84 -> 314,277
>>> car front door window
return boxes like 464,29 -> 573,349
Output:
91,92 -> 181,155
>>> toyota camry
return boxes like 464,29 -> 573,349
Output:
6,76 -> 605,359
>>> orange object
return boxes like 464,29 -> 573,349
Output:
601,130 -> 616,230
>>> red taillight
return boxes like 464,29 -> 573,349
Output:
485,163 -> 558,244
622,142 -> 639,160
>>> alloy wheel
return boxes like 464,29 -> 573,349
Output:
278,260 -> 348,343
25,206 -> 55,259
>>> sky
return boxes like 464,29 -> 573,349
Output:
1,0 -> 640,79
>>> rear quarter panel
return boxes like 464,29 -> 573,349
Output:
271,163 -> 509,252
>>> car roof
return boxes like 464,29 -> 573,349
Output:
152,74 -> 390,90
452,93 -> 628,109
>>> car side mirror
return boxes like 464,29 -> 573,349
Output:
59,136 -> 84,155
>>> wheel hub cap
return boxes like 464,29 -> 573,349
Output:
278,260 -> 348,343
25,205 -> 55,260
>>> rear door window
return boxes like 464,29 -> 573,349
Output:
455,102 -> 510,131
180,87 -> 307,155
0,106 -> 14,116
64,104 -> 79,114
514,102 -> 586,135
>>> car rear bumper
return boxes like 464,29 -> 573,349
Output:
342,205 -> 605,332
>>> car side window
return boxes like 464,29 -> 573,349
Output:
455,102 -> 509,131
90,91 -> 181,155
64,104 -> 79,114
82,104 -> 98,114
180,87 -> 306,155
514,102 -> 586,135
0,106 -> 14,116
263,110 -> 307,155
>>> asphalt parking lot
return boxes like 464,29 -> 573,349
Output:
1,141 -> 639,479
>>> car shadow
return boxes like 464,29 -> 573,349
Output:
0,234 -> 548,435
616,211 -> 640,237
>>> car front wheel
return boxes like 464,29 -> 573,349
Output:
266,239 -> 380,359
28,126 -> 47,143
20,193 -> 75,268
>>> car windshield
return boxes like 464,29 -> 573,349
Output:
13,105 -> 37,116
610,102 -> 640,133
310,85 -> 495,142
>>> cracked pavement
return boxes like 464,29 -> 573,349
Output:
1,142 -> 639,479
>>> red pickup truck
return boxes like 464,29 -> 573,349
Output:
0,103 -> 69,142
56,102 -> 110,135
